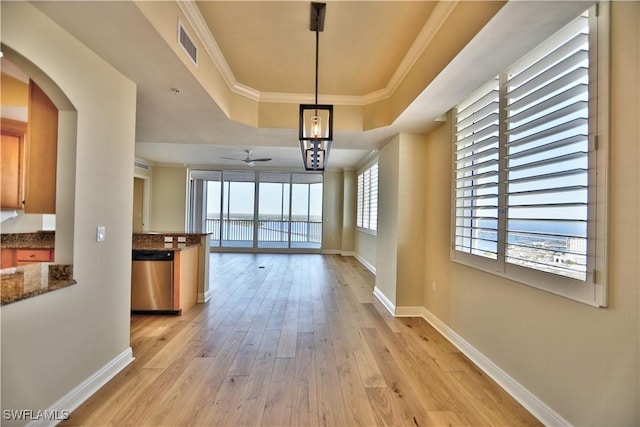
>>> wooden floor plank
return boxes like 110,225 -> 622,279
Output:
62,253 -> 542,427
261,357 -> 296,426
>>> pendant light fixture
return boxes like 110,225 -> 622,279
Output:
299,2 -> 333,171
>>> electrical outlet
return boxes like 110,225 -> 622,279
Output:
431,281 -> 437,292
177,236 -> 186,243
164,236 -> 173,243
96,226 -> 106,242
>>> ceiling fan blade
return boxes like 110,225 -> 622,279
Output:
219,156 -> 241,161
250,158 -> 272,162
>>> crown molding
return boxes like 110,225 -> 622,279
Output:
385,1 -> 458,96
177,0 -> 457,106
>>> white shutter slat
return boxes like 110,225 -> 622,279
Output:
456,113 -> 500,138
507,134 -> 587,160
456,136 -> 499,157
506,84 -> 587,124
508,50 -> 588,100
506,117 -> 587,148
509,33 -> 588,88
456,147 -> 499,165
455,124 -> 499,147
508,67 -> 588,112
507,101 -> 587,136
456,101 -> 500,131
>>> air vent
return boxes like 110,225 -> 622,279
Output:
134,161 -> 149,170
178,21 -> 198,65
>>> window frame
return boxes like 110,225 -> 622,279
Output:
450,4 -> 609,307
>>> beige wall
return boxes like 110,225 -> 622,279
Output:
1,1 -> 136,422
341,169 -> 357,253
149,166 -> 188,232
415,3 -> 639,424
375,136 -> 400,302
375,134 -> 428,306
321,170 -> 343,252
355,231 -> 376,271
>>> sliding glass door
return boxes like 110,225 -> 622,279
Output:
191,170 -> 323,250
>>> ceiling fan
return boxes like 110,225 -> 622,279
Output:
220,150 -> 272,167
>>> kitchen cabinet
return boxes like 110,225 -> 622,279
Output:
0,79 -> 57,212
173,245 -> 199,314
1,248 -> 54,268
1,249 -> 16,269
0,119 -> 27,209
25,80 -> 58,214
16,249 -> 54,266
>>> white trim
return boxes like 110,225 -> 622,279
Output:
385,1 -> 457,99
373,286 -> 395,316
355,254 -> 376,275
397,306 -> 571,427
26,348 -> 134,427
394,306 -> 424,317
340,250 -> 357,257
321,249 -> 342,255
198,289 -> 212,303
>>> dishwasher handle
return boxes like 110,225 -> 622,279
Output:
132,250 -> 174,261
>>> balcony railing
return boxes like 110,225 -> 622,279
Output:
205,218 -> 322,245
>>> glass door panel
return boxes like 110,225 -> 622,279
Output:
222,171 -> 255,248
291,173 -> 323,249
258,172 -> 291,248
206,180 -> 222,246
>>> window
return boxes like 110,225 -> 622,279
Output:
357,162 -> 378,232
452,7 -> 608,307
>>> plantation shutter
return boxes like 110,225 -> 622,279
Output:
504,13 -> 589,280
357,173 -> 364,228
369,163 -> 378,231
454,78 -> 500,259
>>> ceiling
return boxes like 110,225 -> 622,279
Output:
27,0 -> 593,171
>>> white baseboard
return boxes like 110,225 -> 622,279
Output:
26,347 -> 134,427
355,255 -> 376,274
373,286 -> 395,315
321,249 -> 340,255
396,306 -> 570,427
198,289 -> 212,303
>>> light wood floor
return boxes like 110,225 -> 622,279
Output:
61,253 -> 541,426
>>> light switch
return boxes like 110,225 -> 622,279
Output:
96,226 -> 106,242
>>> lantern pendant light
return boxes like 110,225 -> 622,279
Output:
299,2 -> 333,171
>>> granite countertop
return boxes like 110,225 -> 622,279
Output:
132,242 -> 201,251
132,232 -> 204,251
1,231 -> 55,249
1,263 -> 76,305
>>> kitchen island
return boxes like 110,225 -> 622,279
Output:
132,232 -> 211,314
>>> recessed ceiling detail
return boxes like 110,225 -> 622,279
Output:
177,1 -> 457,106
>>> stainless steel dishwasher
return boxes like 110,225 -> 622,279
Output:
131,250 -> 176,313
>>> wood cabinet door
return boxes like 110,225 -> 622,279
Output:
1,249 -> 16,269
1,133 -> 24,209
25,80 -> 58,214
